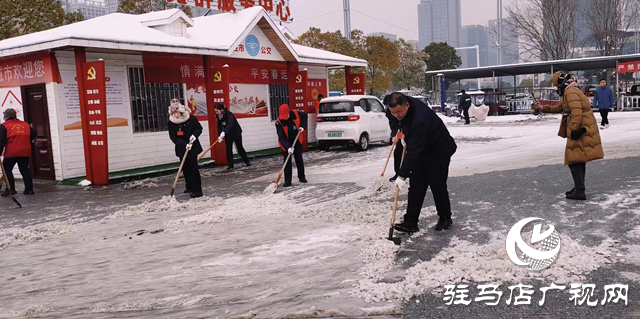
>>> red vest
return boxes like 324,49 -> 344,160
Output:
277,110 -> 304,151
2,119 -> 31,158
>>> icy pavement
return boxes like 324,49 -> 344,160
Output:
1,112 -> 640,318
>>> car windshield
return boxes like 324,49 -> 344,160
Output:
319,101 -> 355,114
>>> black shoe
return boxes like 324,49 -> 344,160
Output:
394,221 -> 419,233
566,188 -> 586,200
23,190 -> 35,195
183,189 -> 192,194
245,162 -> 252,167
299,178 -> 307,183
464,122 -> 470,125
389,174 -> 398,182
435,218 -> 453,231
283,182 -> 292,187
1,190 -> 17,197
190,191 -> 203,198
565,188 -> 575,196
226,166 -> 234,170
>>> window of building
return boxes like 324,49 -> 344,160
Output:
269,84 -> 289,121
128,67 -> 184,133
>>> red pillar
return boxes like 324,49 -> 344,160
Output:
288,63 -> 309,151
205,59 -> 230,166
74,47 -> 93,182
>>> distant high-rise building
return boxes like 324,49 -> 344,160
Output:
106,0 -> 120,14
368,32 -> 397,42
59,0 -> 107,20
418,0 -> 461,51
460,25 -> 488,68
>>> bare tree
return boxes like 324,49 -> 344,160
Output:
506,0 -> 580,61
583,0 -> 640,56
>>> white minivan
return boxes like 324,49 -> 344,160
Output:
315,95 -> 391,151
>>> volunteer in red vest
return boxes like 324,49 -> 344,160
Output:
0,108 -> 36,196
275,104 -> 308,187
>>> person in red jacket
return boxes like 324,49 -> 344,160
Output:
0,108 -> 36,196
275,104 -> 308,187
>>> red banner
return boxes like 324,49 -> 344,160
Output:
81,61 -> 109,185
347,73 -> 365,95
617,60 -> 640,74
0,51 -> 61,88
307,79 -> 327,113
142,55 -> 288,86
166,0 -> 292,22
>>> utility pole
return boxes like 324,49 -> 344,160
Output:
344,0 -> 352,40
498,0 -> 503,66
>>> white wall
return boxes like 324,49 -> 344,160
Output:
54,51 -> 212,180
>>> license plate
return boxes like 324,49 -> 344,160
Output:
328,132 -> 342,137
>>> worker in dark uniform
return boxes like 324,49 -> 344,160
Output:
214,104 -> 251,170
383,94 -> 402,182
388,93 -> 457,232
168,99 -> 203,198
459,90 -> 472,125
0,108 -> 36,196
275,104 -> 308,187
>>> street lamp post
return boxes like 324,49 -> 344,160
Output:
455,45 -> 481,89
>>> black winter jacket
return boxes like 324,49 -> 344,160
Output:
216,110 -> 243,137
397,97 -> 456,178
168,116 -> 203,158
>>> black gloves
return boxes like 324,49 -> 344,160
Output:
571,127 -> 587,140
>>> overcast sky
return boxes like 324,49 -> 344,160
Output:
286,0 -> 513,41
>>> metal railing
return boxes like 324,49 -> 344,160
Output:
507,98 -> 534,114
619,95 -> 640,110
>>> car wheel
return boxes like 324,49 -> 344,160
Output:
356,133 -> 369,151
318,143 -> 330,151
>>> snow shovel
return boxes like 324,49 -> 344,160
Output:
372,142 -> 396,191
0,159 -> 22,208
388,146 -> 407,245
170,140 -> 194,197
268,130 -> 302,194
198,139 -> 220,161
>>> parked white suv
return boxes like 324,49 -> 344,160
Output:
316,95 -> 391,151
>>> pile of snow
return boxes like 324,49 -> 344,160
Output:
122,178 -> 160,189
596,189 -> 640,210
104,196 -> 225,220
351,233 -> 620,302
78,180 -> 92,186
0,218 -> 87,250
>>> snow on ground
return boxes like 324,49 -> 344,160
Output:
2,112 -> 640,317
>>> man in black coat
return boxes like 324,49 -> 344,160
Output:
275,104 -> 308,187
168,99 -> 203,198
459,89 -> 472,125
388,93 -> 457,232
214,104 -> 251,170
383,94 -> 402,182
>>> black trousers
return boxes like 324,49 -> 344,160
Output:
3,157 -> 33,192
405,153 -> 453,224
181,155 -> 202,193
393,142 -> 404,175
283,142 -> 305,183
599,109 -> 610,126
569,163 -> 586,190
463,107 -> 470,124
226,134 -> 250,168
